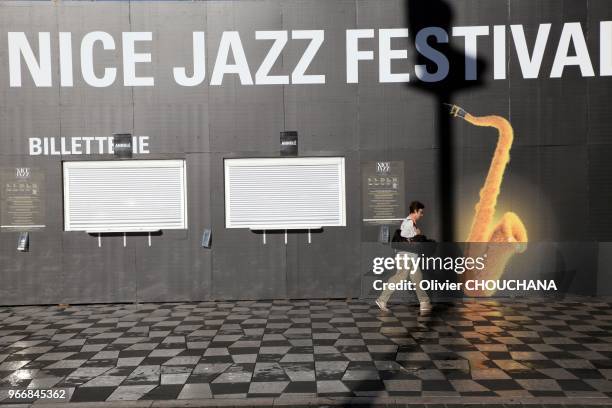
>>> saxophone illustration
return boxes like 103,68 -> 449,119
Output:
446,104 -> 528,297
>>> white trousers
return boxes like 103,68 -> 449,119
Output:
377,251 -> 429,304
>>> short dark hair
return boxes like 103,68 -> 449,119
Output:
409,201 -> 425,214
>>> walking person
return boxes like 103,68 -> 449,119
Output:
375,201 -> 432,314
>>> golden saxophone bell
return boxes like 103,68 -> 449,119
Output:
447,104 -> 528,297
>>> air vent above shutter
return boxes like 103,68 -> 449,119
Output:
224,157 -> 346,229
63,160 -> 187,232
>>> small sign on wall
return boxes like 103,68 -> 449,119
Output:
1,167 -> 45,230
361,161 -> 405,225
280,131 -> 298,156
113,133 -> 133,158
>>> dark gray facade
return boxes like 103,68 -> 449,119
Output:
0,0 -> 610,305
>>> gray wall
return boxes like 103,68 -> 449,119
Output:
0,0 -> 610,305
598,243 -> 612,297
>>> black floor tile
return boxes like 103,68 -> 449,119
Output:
140,385 -> 183,400
70,386 -> 115,402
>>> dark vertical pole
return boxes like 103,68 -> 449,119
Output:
437,94 -> 454,241
406,0 -> 486,242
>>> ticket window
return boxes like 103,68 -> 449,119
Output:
63,160 -> 187,233
224,157 -> 346,230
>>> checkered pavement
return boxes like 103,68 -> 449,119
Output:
1,298 -> 612,403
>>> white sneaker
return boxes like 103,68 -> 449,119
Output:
419,301 -> 432,314
375,299 -> 389,312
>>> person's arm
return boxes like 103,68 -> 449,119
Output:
400,218 -> 417,239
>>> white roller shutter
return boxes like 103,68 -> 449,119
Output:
63,160 -> 187,232
225,157 -> 346,229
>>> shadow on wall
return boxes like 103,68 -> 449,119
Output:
355,1 -> 600,401
406,0 -> 487,242
350,1 -> 488,402
404,1 -> 595,298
